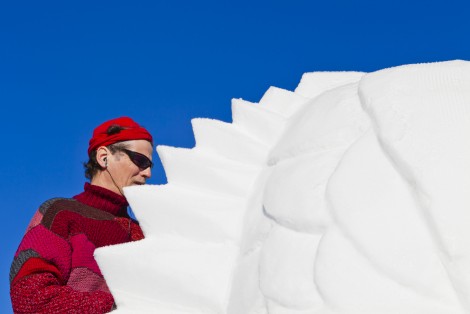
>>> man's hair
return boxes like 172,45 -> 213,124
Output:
83,125 -> 130,180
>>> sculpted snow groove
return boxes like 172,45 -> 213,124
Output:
95,60 -> 470,313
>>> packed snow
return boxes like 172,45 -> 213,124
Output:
95,60 -> 470,313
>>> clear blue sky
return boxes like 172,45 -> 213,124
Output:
1,0 -> 468,312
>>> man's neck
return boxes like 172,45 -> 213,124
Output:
90,171 -> 123,196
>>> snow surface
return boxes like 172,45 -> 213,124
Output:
95,60 -> 470,313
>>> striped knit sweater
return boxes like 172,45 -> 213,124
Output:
10,183 -> 144,313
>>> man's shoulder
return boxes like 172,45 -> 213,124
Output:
23,198 -> 79,234
38,197 -> 75,215
38,197 -> 115,225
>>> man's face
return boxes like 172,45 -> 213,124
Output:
107,139 -> 154,190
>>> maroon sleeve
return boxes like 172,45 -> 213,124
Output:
11,270 -> 115,314
10,223 -> 115,313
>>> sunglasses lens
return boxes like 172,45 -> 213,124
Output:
124,150 -> 153,169
132,154 -> 151,169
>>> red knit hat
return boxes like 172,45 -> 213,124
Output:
88,117 -> 153,155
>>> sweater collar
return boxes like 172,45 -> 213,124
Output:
73,183 -> 129,216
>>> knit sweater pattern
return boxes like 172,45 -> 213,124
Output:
10,183 -> 144,314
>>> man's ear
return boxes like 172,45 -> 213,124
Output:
96,146 -> 109,168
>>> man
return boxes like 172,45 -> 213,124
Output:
10,117 -> 153,313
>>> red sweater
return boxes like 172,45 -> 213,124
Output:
10,183 -> 144,313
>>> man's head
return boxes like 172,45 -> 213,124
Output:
84,117 -> 154,195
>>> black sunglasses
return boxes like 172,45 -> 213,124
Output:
120,149 -> 153,170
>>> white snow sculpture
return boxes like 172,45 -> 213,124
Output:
95,60 -> 470,313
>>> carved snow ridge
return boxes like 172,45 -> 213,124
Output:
95,60 -> 470,314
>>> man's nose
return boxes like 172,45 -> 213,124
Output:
141,166 -> 151,178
